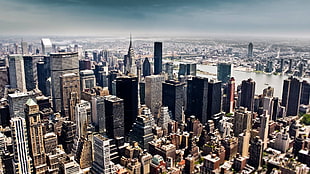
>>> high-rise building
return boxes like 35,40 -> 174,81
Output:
186,77 -> 208,124
50,52 -> 79,113
60,73 -> 80,120
91,134 -> 113,174
104,95 -> 125,138
281,77 -> 302,116
300,80 -> 310,105
75,101 -> 90,139
217,63 -> 233,83
240,78 -> 255,111
158,106 -> 171,131
116,76 -> 138,133
154,42 -> 162,75
259,111 -> 269,150
164,62 -> 174,80
178,63 -> 197,77
41,38 -> 52,55
263,86 -> 274,98
8,92 -> 36,118
129,107 -> 154,149
80,70 -> 96,91
162,80 -> 185,122
248,136 -> 264,169
0,65 -> 9,98
21,41 -> 28,55
145,75 -> 165,117
248,42 -> 253,58
9,54 -> 26,92
91,96 -> 106,134
233,107 -> 252,137
11,117 -> 33,174
37,56 -> 51,96
124,35 -> 136,75
237,130 -> 250,157
227,77 -> 235,113
207,79 -> 222,119
23,56 -> 36,91
108,70 -> 120,95
25,99 -> 47,174
142,58 -> 151,77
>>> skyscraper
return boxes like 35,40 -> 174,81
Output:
248,136 -> 264,169
124,35 -> 136,75
207,79 -> 222,119
80,70 -> 96,91
8,92 -> 36,118
41,38 -> 52,55
162,80 -> 185,122
60,73 -> 80,120
11,117 -> 33,174
178,63 -> 197,76
233,107 -> 252,137
300,80 -> 310,105
75,101 -> 90,139
37,56 -> 51,96
240,78 -> 255,111
91,134 -> 113,174
91,96 -> 106,134
104,95 -> 125,138
227,77 -> 235,113
23,56 -> 36,91
281,77 -> 302,116
116,75 -> 138,133
186,77 -> 208,124
0,61 -> 9,98
248,42 -> 253,58
217,63 -> 233,83
9,54 -> 26,92
154,42 -> 162,75
259,111 -> 269,150
142,58 -> 151,77
25,99 -> 47,173
50,52 -> 79,113
145,75 -> 165,117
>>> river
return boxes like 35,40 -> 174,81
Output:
197,64 -> 310,97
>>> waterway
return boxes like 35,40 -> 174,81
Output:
197,64 -> 310,98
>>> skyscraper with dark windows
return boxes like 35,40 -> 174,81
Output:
207,79 -> 222,119
50,52 -> 79,113
248,136 -> 263,169
186,77 -> 208,124
217,63 -> 233,83
104,95 -> 125,139
240,78 -> 255,111
116,76 -> 138,133
300,80 -> 310,105
23,56 -> 36,91
154,42 -> 162,75
162,80 -> 185,122
145,75 -> 165,117
248,42 -> 253,58
281,77 -> 302,116
143,58 -> 151,77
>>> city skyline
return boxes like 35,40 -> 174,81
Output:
0,0 -> 310,37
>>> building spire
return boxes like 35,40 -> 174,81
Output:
129,33 -> 132,49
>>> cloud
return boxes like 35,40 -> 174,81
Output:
0,0 -> 309,36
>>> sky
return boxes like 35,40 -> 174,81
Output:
0,0 -> 309,37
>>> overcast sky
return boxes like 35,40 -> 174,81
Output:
0,0 -> 309,37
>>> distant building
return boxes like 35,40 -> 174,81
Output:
142,58 -> 151,77
41,38 -> 52,55
154,42 -> 162,75
248,42 -> 253,58
178,63 -> 196,77
217,63 -> 233,83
